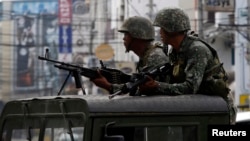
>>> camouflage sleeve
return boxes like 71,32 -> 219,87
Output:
146,47 -> 169,68
156,44 -> 213,95
111,84 -> 124,94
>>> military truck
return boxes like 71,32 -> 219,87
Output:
0,94 -> 230,141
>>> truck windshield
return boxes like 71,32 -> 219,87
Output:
6,127 -> 84,141
1,115 -> 85,141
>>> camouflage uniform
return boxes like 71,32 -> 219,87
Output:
153,7 -> 237,124
111,16 -> 169,93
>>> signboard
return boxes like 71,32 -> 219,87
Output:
204,0 -> 235,12
95,43 -> 114,61
12,1 -> 58,15
59,0 -> 72,25
59,25 -> 72,53
239,94 -> 250,111
58,0 -> 72,62
12,1 -> 58,89
240,94 -> 250,105
59,25 -> 72,61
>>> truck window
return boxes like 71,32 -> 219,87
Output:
105,125 -> 197,141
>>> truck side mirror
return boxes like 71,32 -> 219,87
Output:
103,122 -> 125,141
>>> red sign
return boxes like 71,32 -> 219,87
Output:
59,0 -> 72,24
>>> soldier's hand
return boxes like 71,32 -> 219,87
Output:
90,70 -> 112,91
139,76 -> 158,94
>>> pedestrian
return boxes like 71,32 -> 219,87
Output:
139,7 -> 237,124
90,16 -> 169,95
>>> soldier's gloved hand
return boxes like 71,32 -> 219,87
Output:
90,70 -> 112,91
139,76 -> 158,95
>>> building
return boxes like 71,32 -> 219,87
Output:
1,0 -> 249,107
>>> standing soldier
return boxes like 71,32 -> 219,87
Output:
90,16 -> 169,95
139,7 -> 237,124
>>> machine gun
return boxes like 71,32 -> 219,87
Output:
38,49 -> 131,95
109,63 -> 172,99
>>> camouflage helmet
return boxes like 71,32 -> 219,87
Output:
118,16 -> 155,40
153,7 -> 191,33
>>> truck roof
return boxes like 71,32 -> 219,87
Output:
0,94 -> 229,117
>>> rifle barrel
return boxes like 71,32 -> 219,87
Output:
38,56 -> 82,68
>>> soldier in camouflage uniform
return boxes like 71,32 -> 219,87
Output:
91,16 -> 169,94
139,7 -> 237,124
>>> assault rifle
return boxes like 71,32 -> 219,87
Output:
38,50 -> 131,95
109,63 -> 172,99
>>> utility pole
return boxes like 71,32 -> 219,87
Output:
198,0 -> 204,39
120,0 -> 125,22
146,0 -> 156,21
248,0 -> 250,38
247,0 -> 250,63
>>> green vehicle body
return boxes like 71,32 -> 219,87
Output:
0,94 -> 230,141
